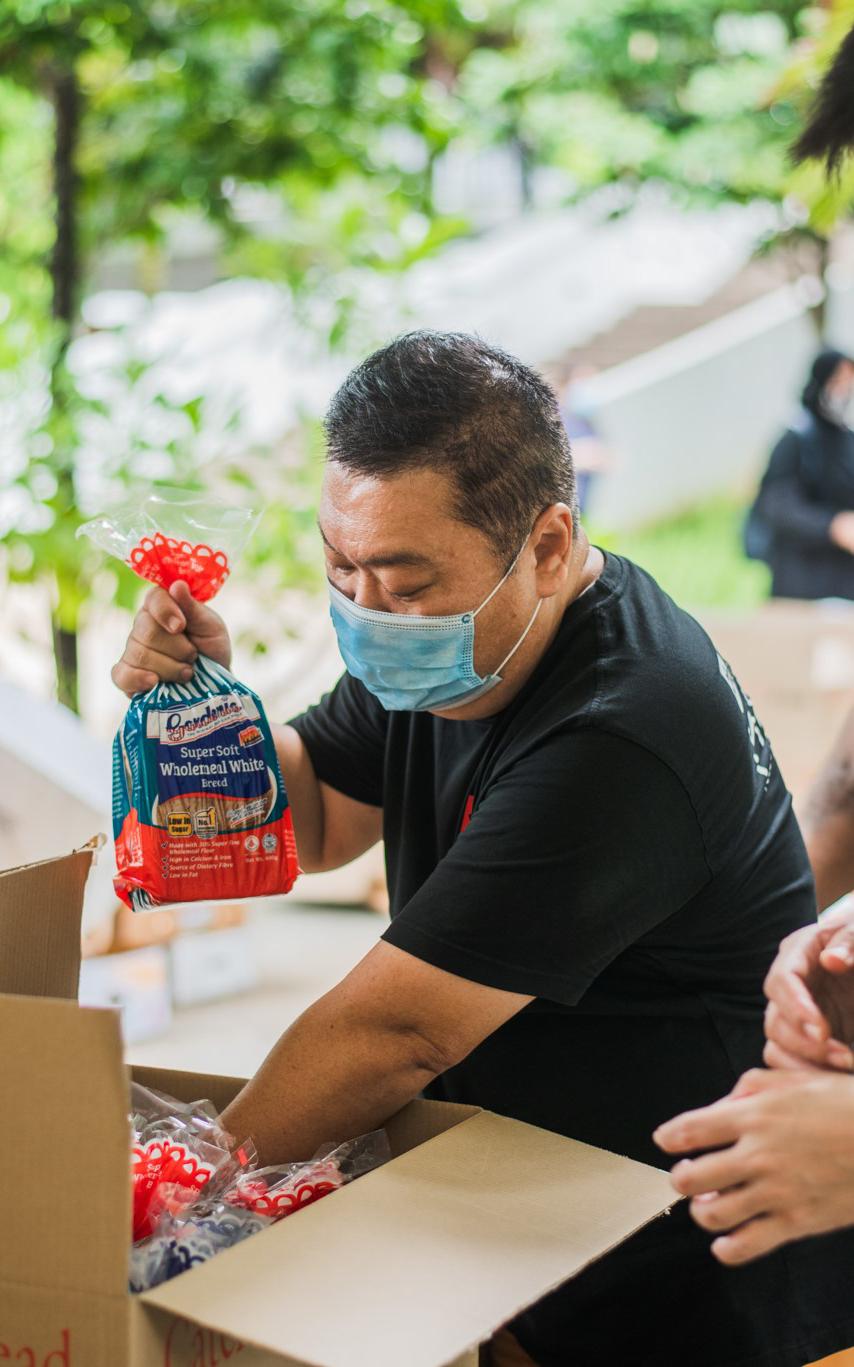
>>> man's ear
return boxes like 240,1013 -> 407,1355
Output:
532,504 -> 574,597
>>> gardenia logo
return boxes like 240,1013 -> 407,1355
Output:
159,695 -> 246,744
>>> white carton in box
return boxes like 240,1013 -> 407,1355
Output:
0,844 -> 678,1367
79,944 -> 173,1043
170,923 -> 257,1007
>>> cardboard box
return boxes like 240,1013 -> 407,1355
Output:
0,844 -> 677,1367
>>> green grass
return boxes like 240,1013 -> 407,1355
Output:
590,496 -> 771,613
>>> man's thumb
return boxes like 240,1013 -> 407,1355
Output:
169,579 -> 206,628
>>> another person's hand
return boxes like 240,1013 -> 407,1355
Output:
763,908 -> 854,1072
111,580 -> 232,697
830,510 -> 854,554
654,1068 -> 854,1264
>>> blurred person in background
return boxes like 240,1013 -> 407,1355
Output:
746,347 -> 854,600
113,330 -> 854,1367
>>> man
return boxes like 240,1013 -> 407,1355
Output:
113,332 -> 854,1366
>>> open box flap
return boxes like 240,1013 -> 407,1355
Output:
0,838 -> 101,998
0,995 -> 130,1298
141,1109 -> 676,1367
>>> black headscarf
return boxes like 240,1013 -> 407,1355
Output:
802,348 -> 854,424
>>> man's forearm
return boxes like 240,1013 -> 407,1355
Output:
220,988 -> 445,1164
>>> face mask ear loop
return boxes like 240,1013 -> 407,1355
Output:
493,596 -> 543,677
471,539 -> 528,620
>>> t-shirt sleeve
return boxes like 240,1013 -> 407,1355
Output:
382,729 -> 711,1006
288,671 -> 388,807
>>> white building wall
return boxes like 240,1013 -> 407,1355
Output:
585,283 -> 854,530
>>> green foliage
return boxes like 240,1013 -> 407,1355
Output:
592,497 -> 771,612
0,0 -> 473,708
0,0 -> 468,276
452,0 -> 808,207
3,0 -> 850,712
772,0 -> 854,236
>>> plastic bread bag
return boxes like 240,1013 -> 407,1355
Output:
130,1191 -> 272,1292
79,493 -> 300,911
127,1085 -> 390,1292
129,1134 -> 391,1290
130,1081 -> 226,1148
225,1129 -> 391,1220
130,1082 -> 258,1244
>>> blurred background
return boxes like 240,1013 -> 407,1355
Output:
5,0 -> 854,1068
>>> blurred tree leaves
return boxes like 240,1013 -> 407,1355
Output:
4,0 -> 854,712
450,0 -> 807,205
0,0 -> 472,709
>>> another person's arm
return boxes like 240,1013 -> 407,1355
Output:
802,705 -> 854,910
654,1068 -> 854,1264
111,581 -> 382,873
657,860 -> 854,1262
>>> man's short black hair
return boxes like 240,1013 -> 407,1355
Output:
324,330 -> 578,564
793,23 -> 854,172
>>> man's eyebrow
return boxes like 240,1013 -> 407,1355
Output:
317,522 -> 435,569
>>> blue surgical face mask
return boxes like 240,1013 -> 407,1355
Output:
328,541 -> 542,713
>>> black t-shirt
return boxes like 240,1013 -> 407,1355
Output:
291,553 -> 854,1367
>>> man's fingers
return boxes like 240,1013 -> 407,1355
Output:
653,1098 -> 745,1154
129,611 -> 197,664
764,1001 -> 839,1067
169,579 -> 212,631
144,584 -> 187,635
764,956 -> 826,1035
820,922 -> 854,972
730,1067 -> 807,1098
670,1147 -> 751,1198
119,641 -> 195,686
689,1182 -> 769,1235
111,661 -> 159,697
710,1215 -> 791,1266
763,1038 -> 826,1072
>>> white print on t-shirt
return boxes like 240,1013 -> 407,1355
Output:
717,653 -> 772,788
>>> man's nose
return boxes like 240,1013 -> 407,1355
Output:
352,571 -> 388,611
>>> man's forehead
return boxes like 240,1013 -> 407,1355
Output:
318,463 -> 477,567
317,521 -> 434,570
